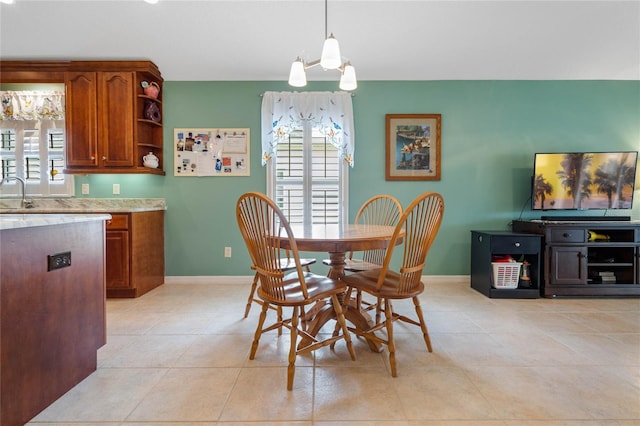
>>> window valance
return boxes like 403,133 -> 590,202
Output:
0,91 -> 65,121
261,91 -> 355,167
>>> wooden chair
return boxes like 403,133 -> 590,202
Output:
340,192 -> 444,377
236,191 -> 356,390
323,194 -> 402,316
243,253 -> 316,319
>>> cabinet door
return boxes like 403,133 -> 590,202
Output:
65,71 -> 99,167
549,246 -> 588,285
99,72 -> 135,167
106,230 -> 130,288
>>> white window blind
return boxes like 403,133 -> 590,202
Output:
0,120 -> 73,197
0,90 -> 73,197
269,123 -> 347,226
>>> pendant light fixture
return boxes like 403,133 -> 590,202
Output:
288,0 -> 357,91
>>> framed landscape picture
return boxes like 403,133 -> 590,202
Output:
385,114 -> 441,181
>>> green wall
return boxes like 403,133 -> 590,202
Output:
75,80 -> 640,277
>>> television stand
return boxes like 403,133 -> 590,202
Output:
540,215 -> 630,222
513,219 -> 640,297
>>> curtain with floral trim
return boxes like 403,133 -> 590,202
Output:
0,91 -> 65,121
261,91 -> 355,167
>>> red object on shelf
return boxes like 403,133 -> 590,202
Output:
492,255 -> 515,263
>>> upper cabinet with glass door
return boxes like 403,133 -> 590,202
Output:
0,60 -> 165,175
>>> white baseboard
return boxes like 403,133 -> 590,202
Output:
164,276 -> 250,285
164,275 -> 470,285
425,275 -> 469,285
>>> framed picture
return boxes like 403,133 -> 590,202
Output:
385,114 -> 441,181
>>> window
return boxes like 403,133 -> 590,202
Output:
267,122 -> 348,225
261,91 -> 355,226
0,90 -> 73,197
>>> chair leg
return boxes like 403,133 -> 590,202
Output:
250,302 -> 269,360
375,297 -> 382,324
412,296 -> 432,352
330,287 -> 353,349
331,294 -> 356,361
287,306 -> 300,391
355,290 -> 363,312
383,298 -> 397,377
277,305 -> 283,336
244,272 -> 259,318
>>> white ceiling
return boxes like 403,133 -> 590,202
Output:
1,0 -> 639,82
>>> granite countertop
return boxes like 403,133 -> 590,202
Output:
0,198 -> 166,213
0,213 -> 112,231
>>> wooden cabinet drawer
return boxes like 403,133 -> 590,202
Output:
490,236 -> 540,253
106,214 -> 129,230
548,228 -> 586,243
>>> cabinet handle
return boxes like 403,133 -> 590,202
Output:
514,242 -> 521,247
102,156 -> 107,160
563,233 -> 571,238
91,156 -> 95,160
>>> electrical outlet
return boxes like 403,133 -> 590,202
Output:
113,183 -> 120,195
224,247 -> 232,258
81,183 -> 90,195
48,251 -> 71,271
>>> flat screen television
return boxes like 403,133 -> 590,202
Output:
532,151 -> 638,210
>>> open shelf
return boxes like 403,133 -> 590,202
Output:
470,231 -> 542,299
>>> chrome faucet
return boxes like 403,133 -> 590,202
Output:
1,176 -> 34,209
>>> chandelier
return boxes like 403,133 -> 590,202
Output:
288,0 -> 357,91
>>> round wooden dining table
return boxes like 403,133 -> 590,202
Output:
279,223 -> 403,352
284,223 -> 401,279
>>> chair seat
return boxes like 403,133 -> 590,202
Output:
245,258 -> 316,319
342,268 -> 424,299
252,258 -> 315,270
322,258 -> 380,271
258,271 -> 346,306
281,258 -> 316,270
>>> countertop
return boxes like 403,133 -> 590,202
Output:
0,213 -> 112,231
0,198 -> 166,213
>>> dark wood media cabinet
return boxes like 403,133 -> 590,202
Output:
512,219 -> 640,297
470,231 -> 542,299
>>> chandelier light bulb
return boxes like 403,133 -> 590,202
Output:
320,34 -> 342,70
288,59 -> 307,87
339,63 -> 357,91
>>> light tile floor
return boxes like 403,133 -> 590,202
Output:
28,277 -> 640,425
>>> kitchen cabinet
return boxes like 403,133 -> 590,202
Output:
512,220 -> 640,297
106,213 -> 130,289
65,71 -> 136,168
470,231 -> 542,298
0,60 -> 164,174
1,216 -> 107,426
64,62 -> 164,174
106,210 -> 165,297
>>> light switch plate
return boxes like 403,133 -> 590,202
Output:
113,183 -> 120,195
81,183 -> 90,195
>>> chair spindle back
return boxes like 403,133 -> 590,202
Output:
236,192 -> 308,302
353,194 -> 403,265
379,192 -> 444,294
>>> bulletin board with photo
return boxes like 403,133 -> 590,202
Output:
173,128 -> 250,176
